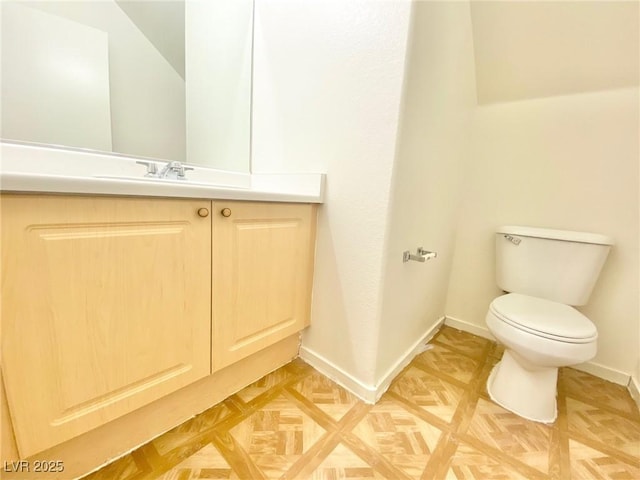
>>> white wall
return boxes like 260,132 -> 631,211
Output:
186,0 -> 252,172
448,0 -> 639,385
374,1 -> 476,386
1,4 -> 112,152
445,87 -> 640,381
11,1 -> 186,162
115,0 -> 185,79
252,0 -> 412,392
471,1 -> 639,104
253,0 -> 640,395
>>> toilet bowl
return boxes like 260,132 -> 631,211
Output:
485,226 -> 612,424
486,293 -> 597,423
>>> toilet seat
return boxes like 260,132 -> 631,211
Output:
490,293 -> 597,344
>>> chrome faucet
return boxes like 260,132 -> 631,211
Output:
158,161 -> 194,180
136,160 -> 194,180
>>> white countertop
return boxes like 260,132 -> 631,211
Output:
0,142 -> 325,203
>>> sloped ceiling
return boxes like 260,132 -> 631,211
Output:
470,0 -> 639,104
115,0 -> 185,79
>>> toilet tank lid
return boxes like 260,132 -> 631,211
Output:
497,226 -> 614,246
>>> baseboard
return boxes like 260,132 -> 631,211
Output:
571,362 -> 630,386
372,317 -> 445,402
628,375 -> 640,412
444,316 -> 631,386
444,316 -> 495,341
300,317 -> 446,404
299,346 -> 379,404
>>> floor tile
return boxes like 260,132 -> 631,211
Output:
444,442 -> 532,480
389,366 -> 465,423
414,343 -> 479,384
234,367 -> 295,404
305,443 -> 386,480
561,368 -> 640,418
478,357 -> 499,399
155,444 -> 237,480
228,394 -> 326,478
466,397 -> 552,474
566,397 -> 640,458
291,371 -> 359,421
433,326 -> 490,360
84,453 -> 144,480
153,402 -> 236,458
87,326 -> 640,480
486,341 -> 504,360
568,438 -> 640,480
351,398 -> 443,479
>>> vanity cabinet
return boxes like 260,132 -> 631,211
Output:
1,195 -> 317,461
1,195 -> 212,457
211,201 -> 316,370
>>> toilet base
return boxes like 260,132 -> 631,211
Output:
487,349 -> 558,424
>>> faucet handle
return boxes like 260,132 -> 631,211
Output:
136,161 -> 158,176
177,165 -> 194,179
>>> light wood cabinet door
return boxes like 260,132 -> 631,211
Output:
0,195 -> 212,457
212,201 -> 316,371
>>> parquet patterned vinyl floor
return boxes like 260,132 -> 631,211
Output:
84,326 -> 640,480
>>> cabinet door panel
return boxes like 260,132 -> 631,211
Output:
1,195 -> 211,457
212,202 -> 316,371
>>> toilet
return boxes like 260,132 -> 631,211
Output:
486,226 -> 613,423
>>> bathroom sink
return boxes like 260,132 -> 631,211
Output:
94,175 -> 248,189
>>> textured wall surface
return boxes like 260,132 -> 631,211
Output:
252,0 -> 412,388
375,1 -> 477,386
252,0 -> 639,394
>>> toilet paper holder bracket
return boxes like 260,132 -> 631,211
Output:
403,247 -> 437,263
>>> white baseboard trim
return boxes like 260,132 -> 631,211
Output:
301,315 -> 634,401
300,317 -> 446,404
443,316 -> 631,386
372,316 -> 446,402
299,345 -> 379,404
444,316 -> 495,341
571,362 -> 631,386
628,375 -> 640,412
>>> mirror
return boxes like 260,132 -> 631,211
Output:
0,0 -> 252,173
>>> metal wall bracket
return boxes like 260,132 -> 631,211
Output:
403,247 -> 437,263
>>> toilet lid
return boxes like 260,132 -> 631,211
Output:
490,294 -> 597,342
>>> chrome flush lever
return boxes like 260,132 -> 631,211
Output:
504,234 -> 522,245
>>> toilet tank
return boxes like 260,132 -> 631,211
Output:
495,226 -> 613,306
